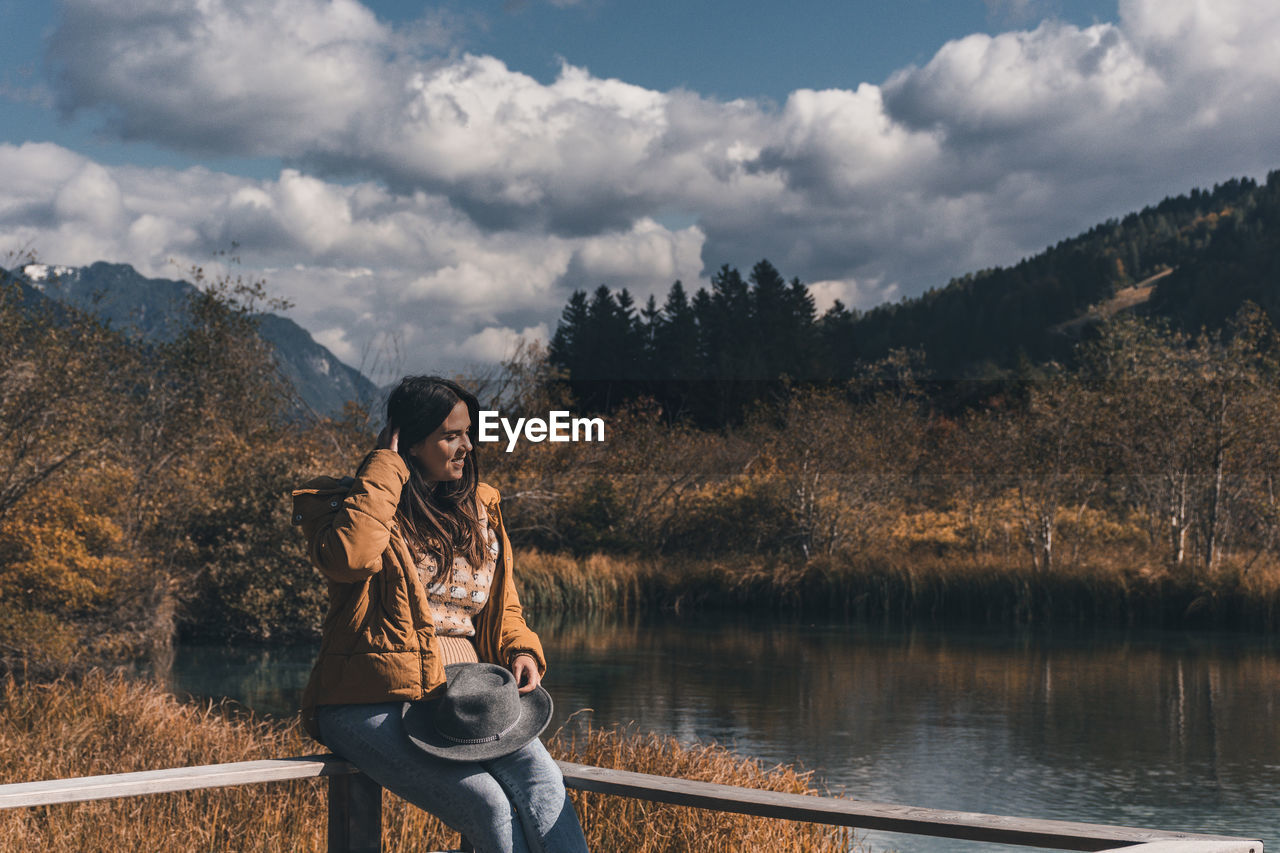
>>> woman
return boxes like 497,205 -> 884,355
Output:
292,375 -> 588,853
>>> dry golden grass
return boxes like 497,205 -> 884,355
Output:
549,724 -> 851,853
0,670 -> 331,852
515,549 -> 649,614
0,672 -> 852,852
508,482 -> 1280,631
515,538 -> 1280,629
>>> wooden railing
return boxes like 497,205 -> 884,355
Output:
0,753 -> 1264,853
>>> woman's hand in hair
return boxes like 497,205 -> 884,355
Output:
511,654 -> 541,694
376,424 -> 399,453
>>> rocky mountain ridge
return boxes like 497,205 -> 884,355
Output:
9,260 -> 378,418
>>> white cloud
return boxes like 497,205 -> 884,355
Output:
560,219 -> 705,298
883,22 -> 1160,141
455,323 -> 550,364
807,279 -> 855,315
313,326 -> 360,367
1121,0 -> 1280,75
49,0 -> 392,155
0,142 -> 705,378
754,85 -> 940,199
53,161 -> 125,229
10,0 -> 1280,373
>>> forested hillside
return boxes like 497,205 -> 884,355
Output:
551,172 -> 1280,421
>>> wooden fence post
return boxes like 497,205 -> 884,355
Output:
328,771 -> 382,853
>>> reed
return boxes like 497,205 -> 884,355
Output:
513,546 -> 1280,631
514,549 -> 648,614
0,672 -> 853,852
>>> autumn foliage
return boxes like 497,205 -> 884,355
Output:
4,258 -> 1280,679
0,262 -> 361,673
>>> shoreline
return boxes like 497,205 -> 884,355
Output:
514,548 -> 1280,634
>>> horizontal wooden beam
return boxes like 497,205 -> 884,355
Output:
555,761 -> 1263,852
1097,841 -> 1263,853
0,754 -> 355,809
0,754 -> 1263,853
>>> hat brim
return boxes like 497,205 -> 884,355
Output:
402,665 -> 553,762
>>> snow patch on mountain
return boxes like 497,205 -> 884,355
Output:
20,263 -> 75,289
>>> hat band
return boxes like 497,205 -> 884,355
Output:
439,713 -> 522,745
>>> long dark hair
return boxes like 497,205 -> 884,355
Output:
386,375 -> 486,579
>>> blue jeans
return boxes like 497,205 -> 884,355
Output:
317,702 -> 589,853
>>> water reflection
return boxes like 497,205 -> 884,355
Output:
169,616 -> 1279,853
167,643 -> 314,721
536,615 -> 1278,851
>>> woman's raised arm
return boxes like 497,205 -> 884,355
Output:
293,447 -> 408,582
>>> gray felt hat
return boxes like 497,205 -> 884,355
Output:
402,663 -> 553,762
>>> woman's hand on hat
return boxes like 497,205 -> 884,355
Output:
511,654 -> 541,694
376,424 -> 399,453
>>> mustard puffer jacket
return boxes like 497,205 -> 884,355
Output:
292,449 -> 546,741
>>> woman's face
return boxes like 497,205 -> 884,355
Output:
408,400 -> 473,482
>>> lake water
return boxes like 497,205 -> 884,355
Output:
168,615 -> 1280,853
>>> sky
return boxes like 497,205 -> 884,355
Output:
1,0 -> 1278,382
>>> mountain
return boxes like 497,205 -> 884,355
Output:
828,171 -> 1280,376
547,169 -> 1280,421
10,261 -> 377,418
